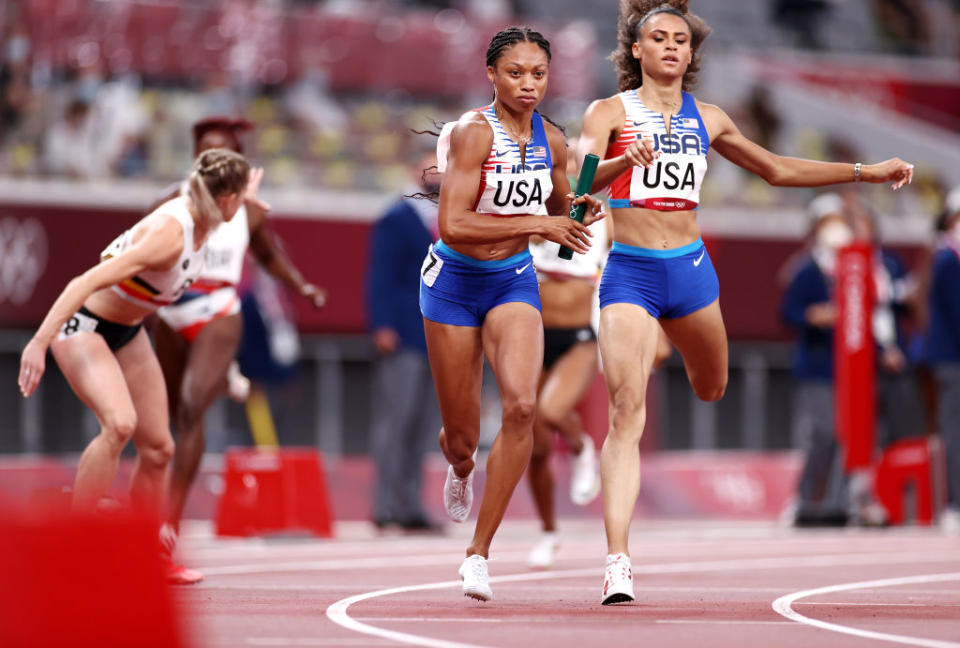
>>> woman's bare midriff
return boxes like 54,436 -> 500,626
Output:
610,206 -> 702,249
540,279 -> 594,328
444,235 -> 530,262
83,289 -> 156,326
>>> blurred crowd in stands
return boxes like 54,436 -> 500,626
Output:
0,0 -> 958,204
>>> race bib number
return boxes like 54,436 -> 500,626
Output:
57,310 -> 98,341
420,246 -> 443,288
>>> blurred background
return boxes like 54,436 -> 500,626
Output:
1,0 -> 959,523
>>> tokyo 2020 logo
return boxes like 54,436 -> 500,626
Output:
0,216 -> 47,305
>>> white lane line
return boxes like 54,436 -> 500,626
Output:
796,601 -> 960,607
200,551 -> 531,576
325,551 -> 957,648
772,572 -> 960,648
211,549 -> 956,578
655,620 -> 796,625
245,639 -> 395,646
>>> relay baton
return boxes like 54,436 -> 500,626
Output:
558,153 -> 600,260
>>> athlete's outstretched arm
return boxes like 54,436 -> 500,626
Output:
18,217 -> 184,397
246,167 -> 326,308
704,103 -> 913,189
439,116 -> 594,252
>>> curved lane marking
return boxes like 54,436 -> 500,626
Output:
323,551 -> 956,648
772,572 -> 960,648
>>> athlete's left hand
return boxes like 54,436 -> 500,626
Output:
18,338 -> 46,398
301,283 -> 327,309
244,167 -> 272,212
864,158 -> 914,190
568,192 -> 607,226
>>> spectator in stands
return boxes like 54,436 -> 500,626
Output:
43,98 -> 104,178
771,0 -> 832,49
873,0 -> 932,55
365,148 -> 443,532
925,186 -> 960,531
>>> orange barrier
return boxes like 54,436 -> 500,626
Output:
875,437 -> 947,525
0,509 -> 186,648
215,448 -> 333,537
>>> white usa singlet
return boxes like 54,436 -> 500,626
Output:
103,196 -> 206,309
473,105 -> 553,216
606,90 -> 709,211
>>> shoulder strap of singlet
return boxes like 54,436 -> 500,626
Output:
531,111 -> 553,169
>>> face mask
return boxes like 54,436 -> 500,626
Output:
816,221 -> 853,251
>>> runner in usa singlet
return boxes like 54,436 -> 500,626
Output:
605,90 -> 708,212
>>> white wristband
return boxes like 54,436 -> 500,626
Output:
854,162 -> 862,183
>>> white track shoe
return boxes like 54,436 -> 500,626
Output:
527,532 -> 559,569
570,435 -> 600,506
459,554 -> 493,601
601,552 -> 634,605
444,465 -> 474,523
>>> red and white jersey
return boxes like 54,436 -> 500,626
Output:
606,90 -> 709,211
193,205 -> 249,292
530,220 -> 607,285
103,196 -> 206,309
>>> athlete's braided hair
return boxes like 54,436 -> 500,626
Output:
184,148 -> 250,227
610,0 -> 711,92
486,26 -> 551,68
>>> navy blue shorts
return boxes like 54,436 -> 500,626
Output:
419,241 -> 541,327
599,239 -> 719,319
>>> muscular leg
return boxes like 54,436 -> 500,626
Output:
528,341 -> 598,532
167,314 -> 242,529
659,300 -> 728,402
539,342 -> 598,451
154,318 -> 188,422
528,374 -> 556,533
116,330 -> 175,518
424,318 -> 484,480
52,334 -> 137,512
598,303 -> 660,556
469,303 -> 543,558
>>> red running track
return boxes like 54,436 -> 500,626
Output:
173,519 -> 960,647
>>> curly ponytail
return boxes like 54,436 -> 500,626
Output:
610,0 -> 712,92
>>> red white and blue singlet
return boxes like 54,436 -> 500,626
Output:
420,107 -> 552,326
606,90 -> 709,211
473,105 -> 553,216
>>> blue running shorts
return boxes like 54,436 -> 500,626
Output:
599,239 -> 719,319
419,241 -> 541,327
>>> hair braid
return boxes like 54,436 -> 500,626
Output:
485,26 -> 551,68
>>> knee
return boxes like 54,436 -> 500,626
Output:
502,394 -> 536,429
141,436 -> 175,469
103,412 -> 137,449
610,390 -> 646,432
176,395 -> 206,431
530,434 -> 552,463
439,426 -> 477,463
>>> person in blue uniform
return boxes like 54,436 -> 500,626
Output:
422,26 -> 605,601
367,149 -> 443,532
926,187 -> 960,531
578,0 -> 914,604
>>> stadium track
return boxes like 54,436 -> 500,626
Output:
174,519 -> 960,647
